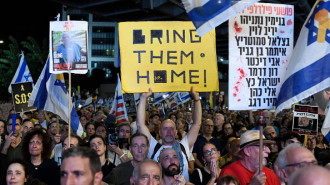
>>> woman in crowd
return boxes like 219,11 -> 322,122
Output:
89,135 -> 116,181
316,131 -> 329,150
84,122 -> 96,143
190,142 -> 221,185
222,123 -> 234,141
22,129 -> 60,185
176,118 -> 187,138
6,159 -> 46,185
0,119 -> 5,144
79,115 -> 89,135
168,112 -> 177,123
6,159 -> 29,185
95,123 -> 108,140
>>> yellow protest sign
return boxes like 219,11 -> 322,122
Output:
119,21 -> 219,93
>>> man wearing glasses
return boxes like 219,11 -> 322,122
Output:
219,130 -> 281,185
192,119 -> 223,169
275,143 -> 317,184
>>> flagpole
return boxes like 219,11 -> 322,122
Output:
67,15 -> 72,147
259,109 -> 264,172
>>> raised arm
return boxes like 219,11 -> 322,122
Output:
186,87 -> 202,149
136,88 -> 152,141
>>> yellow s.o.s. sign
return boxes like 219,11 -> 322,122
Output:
119,21 -> 219,93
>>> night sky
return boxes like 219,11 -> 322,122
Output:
0,0 -> 62,44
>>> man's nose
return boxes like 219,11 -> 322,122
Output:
10,173 -> 15,179
148,177 -> 154,185
264,146 -> 271,153
66,174 -> 76,185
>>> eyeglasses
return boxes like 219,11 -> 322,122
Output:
204,148 -> 217,156
285,161 -> 318,168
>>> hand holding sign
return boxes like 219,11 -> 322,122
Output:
141,88 -> 153,100
189,86 -> 199,101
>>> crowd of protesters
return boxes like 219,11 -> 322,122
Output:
0,88 -> 329,185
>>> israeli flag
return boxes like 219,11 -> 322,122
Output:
276,0 -> 330,114
134,93 -> 141,105
28,56 -> 83,136
154,92 -> 176,105
177,92 -> 191,104
182,0 -> 259,36
8,52 -> 33,93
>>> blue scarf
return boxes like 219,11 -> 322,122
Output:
172,141 -> 184,173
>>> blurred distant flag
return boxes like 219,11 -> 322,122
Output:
92,95 -> 98,104
134,93 -> 141,105
8,52 -> 33,93
322,100 -> 330,143
110,74 -> 128,124
177,92 -> 191,104
82,97 -> 92,108
276,0 -> 330,114
182,0 -> 259,36
154,92 -> 176,105
28,56 -> 83,136
165,96 -> 178,111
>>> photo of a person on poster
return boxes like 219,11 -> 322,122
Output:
298,117 -> 312,129
55,32 -> 87,64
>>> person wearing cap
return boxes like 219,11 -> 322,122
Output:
219,130 -> 280,185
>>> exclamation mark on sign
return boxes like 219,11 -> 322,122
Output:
204,70 -> 207,87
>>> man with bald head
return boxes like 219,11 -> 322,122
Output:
263,126 -> 277,140
275,143 -> 317,184
288,166 -> 330,185
136,87 -> 201,181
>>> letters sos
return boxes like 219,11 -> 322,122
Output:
15,93 -> 31,104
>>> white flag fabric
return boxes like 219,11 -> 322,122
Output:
182,0 -> 259,36
8,52 -> 33,93
28,57 -> 83,136
276,0 -> 330,114
110,74 -> 128,124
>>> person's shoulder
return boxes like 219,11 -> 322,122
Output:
221,161 -> 241,171
43,159 -> 59,167
220,161 -> 241,177
116,160 -> 133,169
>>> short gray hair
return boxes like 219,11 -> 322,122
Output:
132,159 -> 162,180
277,143 -> 303,169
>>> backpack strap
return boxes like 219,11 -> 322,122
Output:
179,143 -> 189,163
151,142 -> 162,160
196,168 -> 203,183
